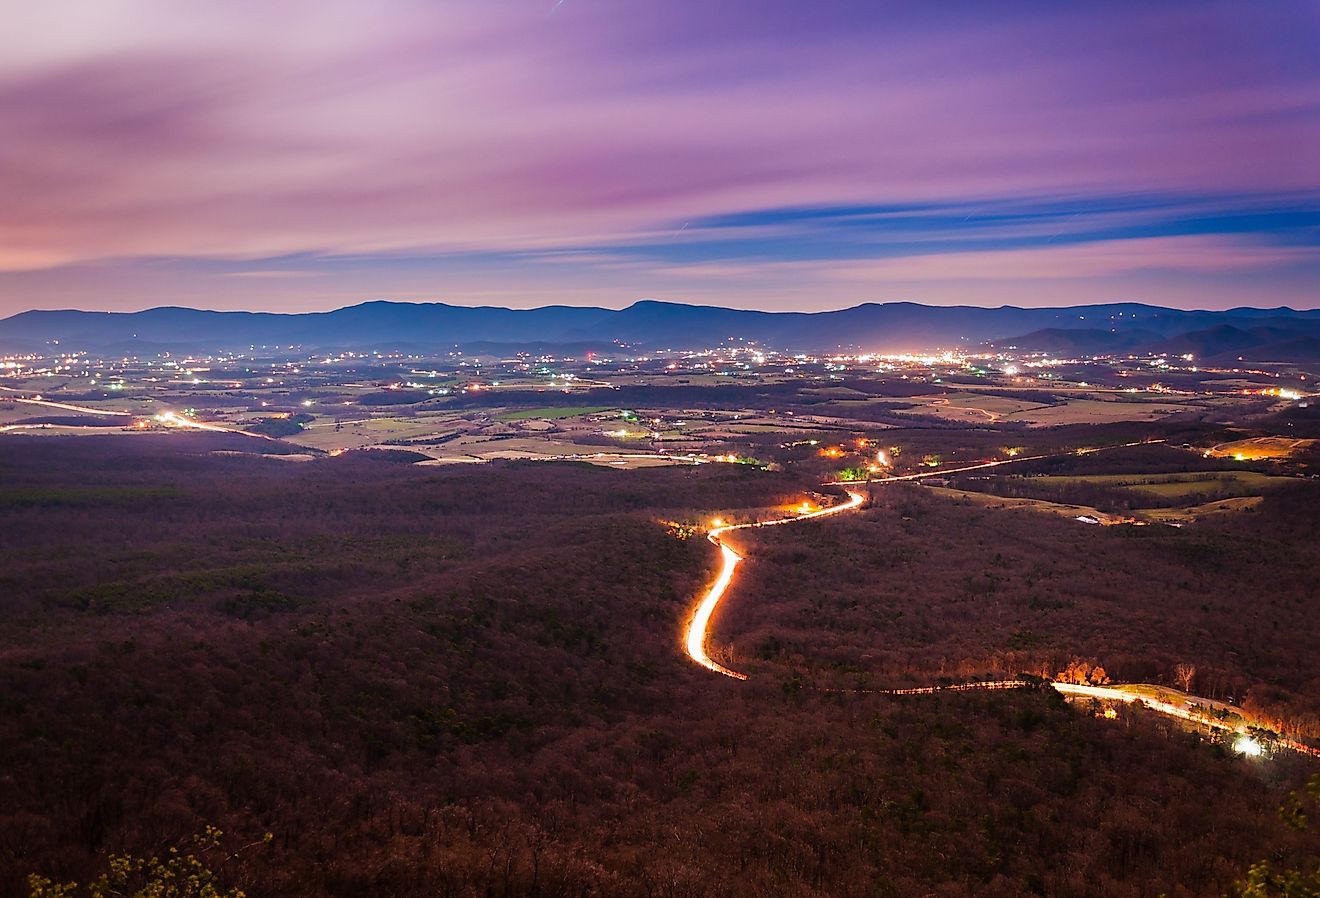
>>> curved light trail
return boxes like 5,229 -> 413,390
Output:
686,441 -> 1320,759
685,489 -> 865,680
686,543 -> 748,679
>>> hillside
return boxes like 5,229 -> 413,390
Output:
996,318 -> 1320,362
2,436 -> 1318,898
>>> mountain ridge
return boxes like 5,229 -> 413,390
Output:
3,299 -> 1320,355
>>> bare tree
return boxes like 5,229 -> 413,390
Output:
1174,663 -> 1197,693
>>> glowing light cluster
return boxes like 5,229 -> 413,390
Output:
1233,735 -> 1263,757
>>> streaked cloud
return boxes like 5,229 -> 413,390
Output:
1,0 -> 1317,311
825,236 -> 1320,282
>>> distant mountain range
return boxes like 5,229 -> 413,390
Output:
2,299 -> 1319,359
998,321 -> 1320,364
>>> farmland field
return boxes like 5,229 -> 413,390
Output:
1029,470 -> 1295,499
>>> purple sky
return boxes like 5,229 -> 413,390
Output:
2,0 -> 1318,314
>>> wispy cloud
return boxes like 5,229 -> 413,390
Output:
825,235 -> 1320,282
1,0 -> 1318,310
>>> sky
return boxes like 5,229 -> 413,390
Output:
1,0 -> 1318,315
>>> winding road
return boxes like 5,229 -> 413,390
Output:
687,490 -> 866,679
683,446 -> 1320,759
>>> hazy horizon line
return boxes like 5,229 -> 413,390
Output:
7,295 -> 1320,320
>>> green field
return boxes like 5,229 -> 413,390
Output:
496,406 -> 613,421
925,486 -> 1115,522
929,483 -> 1271,525
1032,470 -> 1293,500
1138,496 -> 1264,522
362,416 -> 426,431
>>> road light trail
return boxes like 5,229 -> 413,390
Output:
8,395 -> 132,416
0,404 -> 266,440
153,410 -> 273,440
687,440 -> 1320,758
0,389 -> 271,440
687,446 -> 1151,680
685,490 -> 865,680
1052,682 -> 1227,725
821,439 -> 1164,486
686,543 -> 748,679
1050,683 -> 1320,758
154,410 -> 232,433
